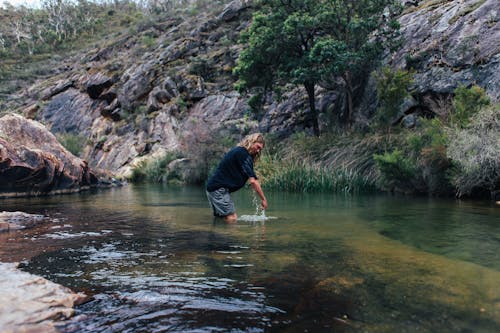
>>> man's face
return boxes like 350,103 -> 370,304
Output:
249,142 -> 264,156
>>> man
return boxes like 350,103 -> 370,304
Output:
206,133 -> 268,223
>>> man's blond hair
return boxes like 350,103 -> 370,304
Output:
238,133 -> 265,162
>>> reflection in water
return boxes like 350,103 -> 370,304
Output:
0,184 -> 498,332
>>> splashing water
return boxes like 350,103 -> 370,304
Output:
238,192 -> 277,222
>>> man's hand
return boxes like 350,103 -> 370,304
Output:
261,198 -> 268,210
249,177 -> 268,211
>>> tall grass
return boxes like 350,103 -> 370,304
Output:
258,152 -> 377,194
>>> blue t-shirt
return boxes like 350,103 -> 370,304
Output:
206,146 -> 257,192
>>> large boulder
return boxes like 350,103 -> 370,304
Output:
0,113 -> 98,197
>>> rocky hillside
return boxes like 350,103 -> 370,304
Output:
1,0 -> 498,179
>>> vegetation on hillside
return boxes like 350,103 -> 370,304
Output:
0,0 -> 229,98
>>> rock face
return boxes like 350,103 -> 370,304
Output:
382,0 -> 500,118
0,262 -> 87,332
0,113 -> 98,197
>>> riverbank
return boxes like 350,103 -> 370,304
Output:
255,120 -> 499,199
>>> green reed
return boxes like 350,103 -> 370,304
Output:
259,155 -> 376,193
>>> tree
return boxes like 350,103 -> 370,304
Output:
452,84 -> 490,127
234,0 -> 401,134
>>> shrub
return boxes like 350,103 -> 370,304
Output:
452,85 -> 490,127
402,118 -> 453,194
140,35 -> 157,49
373,149 -> 418,191
129,151 -> 182,183
57,132 -> 85,157
247,93 -> 264,115
374,67 -> 414,129
180,125 -> 235,185
446,105 -> 500,197
188,58 -> 212,80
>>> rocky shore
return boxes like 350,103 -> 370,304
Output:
0,262 -> 87,333
0,211 -> 87,332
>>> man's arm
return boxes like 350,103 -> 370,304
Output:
249,177 -> 268,210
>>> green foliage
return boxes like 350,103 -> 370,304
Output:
174,97 -> 188,112
446,104 -> 499,197
140,35 -> 157,49
374,67 -> 414,129
57,132 -> 85,157
403,118 -> 452,194
254,133 -> 380,193
417,118 -> 448,150
129,151 -> 182,183
234,0 -> 401,132
452,85 -> 490,127
373,149 -> 418,191
247,93 -> 264,115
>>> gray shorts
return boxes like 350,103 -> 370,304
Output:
206,188 -> 235,217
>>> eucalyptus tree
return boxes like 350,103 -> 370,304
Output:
234,0 -> 401,134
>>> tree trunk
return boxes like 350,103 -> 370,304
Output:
304,81 -> 320,136
344,71 -> 354,129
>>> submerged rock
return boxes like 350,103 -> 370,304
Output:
0,262 -> 87,332
0,113 -> 98,198
0,211 -> 49,232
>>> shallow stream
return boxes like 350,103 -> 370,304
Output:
0,184 -> 498,332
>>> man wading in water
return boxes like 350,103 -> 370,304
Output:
206,133 -> 268,223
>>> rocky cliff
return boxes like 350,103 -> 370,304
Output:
386,0 -> 499,119
1,0 -> 498,178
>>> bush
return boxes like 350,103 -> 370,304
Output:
188,58 -> 213,80
373,149 -> 418,192
452,85 -> 490,127
401,118 -> 453,194
374,67 -> 414,129
247,93 -> 264,115
57,132 -> 85,157
446,105 -> 500,197
129,151 -> 182,183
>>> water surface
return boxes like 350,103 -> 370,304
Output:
0,184 -> 498,332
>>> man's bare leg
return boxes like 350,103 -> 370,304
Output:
224,213 -> 237,223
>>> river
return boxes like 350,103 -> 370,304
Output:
0,184 -> 498,332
